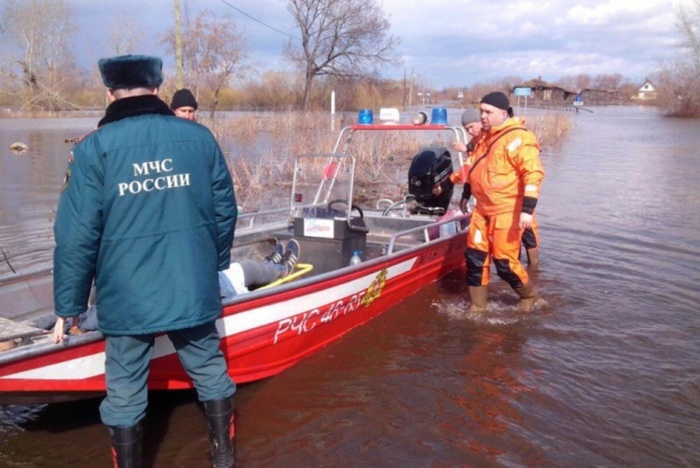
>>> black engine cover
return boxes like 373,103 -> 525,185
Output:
408,146 -> 454,213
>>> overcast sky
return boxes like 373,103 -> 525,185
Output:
65,0 -> 689,89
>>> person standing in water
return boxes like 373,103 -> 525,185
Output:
457,92 -> 545,311
453,109 -> 542,272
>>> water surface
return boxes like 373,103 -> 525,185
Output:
1,106 -> 699,467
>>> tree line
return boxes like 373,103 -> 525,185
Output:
0,0 -> 401,112
1,0 -> 698,116
654,0 -> 700,117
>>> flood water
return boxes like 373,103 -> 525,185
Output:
1,106 -> 699,467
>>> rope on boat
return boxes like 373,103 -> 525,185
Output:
0,245 -> 16,274
260,263 -> 314,290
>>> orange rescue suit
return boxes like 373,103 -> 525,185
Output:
463,118 -> 544,288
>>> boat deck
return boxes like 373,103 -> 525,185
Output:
0,208 -> 466,345
0,317 -> 46,342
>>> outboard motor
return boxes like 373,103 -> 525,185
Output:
408,146 -> 454,214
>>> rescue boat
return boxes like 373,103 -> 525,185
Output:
0,110 -> 471,404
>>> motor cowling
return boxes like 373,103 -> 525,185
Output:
408,146 -> 454,214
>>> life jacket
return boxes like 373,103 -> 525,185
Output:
468,118 -> 544,218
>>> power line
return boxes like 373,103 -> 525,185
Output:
217,0 -> 299,40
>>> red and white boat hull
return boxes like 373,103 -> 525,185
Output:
0,234 -> 466,401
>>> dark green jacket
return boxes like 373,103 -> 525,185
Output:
53,95 -> 236,335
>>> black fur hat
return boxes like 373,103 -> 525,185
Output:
98,55 -> 164,89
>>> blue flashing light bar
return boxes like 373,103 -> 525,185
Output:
430,107 -> 448,124
358,109 -> 374,125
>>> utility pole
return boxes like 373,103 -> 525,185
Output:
174,0 -> 184,89
403,69 -> 407,110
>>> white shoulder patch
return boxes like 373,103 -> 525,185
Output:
507,137 -> 522,152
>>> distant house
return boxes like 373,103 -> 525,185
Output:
512,76 -> 625,105
512,77 -> 575,103
636,78 -> 657,100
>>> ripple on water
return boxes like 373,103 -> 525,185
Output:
433,295 -> 551,326
0,404 -> 46,444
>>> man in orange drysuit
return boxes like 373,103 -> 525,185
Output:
453,109 -> 541,272
455,92 -> 544,311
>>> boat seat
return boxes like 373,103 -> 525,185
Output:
0,316 -> 46,342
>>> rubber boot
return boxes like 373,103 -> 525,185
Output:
515,282 -> 539,311
526,248 -> 540,272
468,286 -> 488,312
204,398 -> 235,468
108,424 -> 143,468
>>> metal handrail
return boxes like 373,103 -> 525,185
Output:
289,153 -> 356,224
386,212 -> 470,255
330,124 -> 470,177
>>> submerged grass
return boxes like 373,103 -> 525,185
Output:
202,111 -> 572,213
525,112 -> 574,148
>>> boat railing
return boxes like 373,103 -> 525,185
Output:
236,200 -> 348,235
0,265 -> 53,288
290,153 -> 356,223
385,212 -> 469,255
331,124 -> 470,177
236,207 -> 290,234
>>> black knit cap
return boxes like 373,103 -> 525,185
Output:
170,89 -> 198,110
98,55 -> 163,89
481,91 -> 513,117
481,91 -> 510,110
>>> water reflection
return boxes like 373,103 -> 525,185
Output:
0,118 -> 97,275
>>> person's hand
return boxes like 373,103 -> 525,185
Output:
70,317 -> 84,336
520,212 -> 533,230
432,184 -> 443,196
453,141 -> 467,153
53,317 -> 66,343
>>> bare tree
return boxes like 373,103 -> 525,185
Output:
162,9 -> 248,114
564,74 -> 593,93
1,0 -> 79,110
661,0 -> 700,116
108,13 -> 145,56
677,0 -> 700,69
242,70 -> 300,109
284,0 -> 400,111
496,76 -> 524,94
591,73 -> 624,91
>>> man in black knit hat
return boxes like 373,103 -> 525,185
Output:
459,91 -> 545,312
170,88 -> 199,121
452,107 -> 542,271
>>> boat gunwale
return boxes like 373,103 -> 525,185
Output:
0,211 -> 468,367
